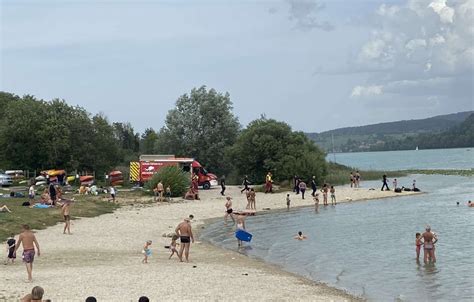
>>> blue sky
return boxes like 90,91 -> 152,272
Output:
1,0 -> 472,133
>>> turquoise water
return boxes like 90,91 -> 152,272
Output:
327,148 -> 474,171
201,175 -> 474,301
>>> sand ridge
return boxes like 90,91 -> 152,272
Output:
1,185 -> 419,301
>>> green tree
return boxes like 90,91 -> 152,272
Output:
140,128 -> 158,154
227,118 -> 327,184
156,86 -> 240,175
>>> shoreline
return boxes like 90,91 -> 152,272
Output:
1,185 -> 420,301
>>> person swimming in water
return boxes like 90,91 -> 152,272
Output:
294,231 -> 307,240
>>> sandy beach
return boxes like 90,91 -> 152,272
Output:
1,185 -> 419,301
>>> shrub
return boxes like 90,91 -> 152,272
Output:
145,166 -> 190,197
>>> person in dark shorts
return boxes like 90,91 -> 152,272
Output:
6,234 -> 16,264
311,176 -> 317,197
220,175 -> 226,196
48,183 -> 57,205
241,176 -> 250,193
224,197 -> 235,225
175,218 -> 194,262
381,175 -> 390,191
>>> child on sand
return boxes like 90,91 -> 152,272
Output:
415,233 -> 423,260
286,194 -> 291,210
168,235 -> 179,259
330,186 -> 336,205
142,240 -> 152,264
5,234 -> 16,264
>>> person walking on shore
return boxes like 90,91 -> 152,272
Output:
15,224 -> 41,282
381,175 -> 390,191
299,180 -> 307,199
60,199 -> 73,235
311,176 -> 317,197
175,218 -> 194,262
224,197 -> 235,225
220,175 -> 226,196
241,175 -> 250,193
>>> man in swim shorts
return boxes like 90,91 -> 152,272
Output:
175,218 -> 194,262
60,199 -> 73,234
15,224 -> 41,282
224,197 -> 235,225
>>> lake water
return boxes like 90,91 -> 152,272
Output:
201,175 -> 474,301
327,148 -> 474,171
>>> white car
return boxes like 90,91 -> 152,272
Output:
0,173 -> 13,187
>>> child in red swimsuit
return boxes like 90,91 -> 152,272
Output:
415,233 -> 423,260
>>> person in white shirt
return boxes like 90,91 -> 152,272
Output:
28,185 -> 35,201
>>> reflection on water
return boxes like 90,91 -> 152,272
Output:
201,175 -> 474,301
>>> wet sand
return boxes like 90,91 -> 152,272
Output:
1,185 -> 418,301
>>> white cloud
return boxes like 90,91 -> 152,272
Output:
351,85 -> 383,98
286,0 -> 334,31
428,0 -> 455,23
350,0 -> 473,104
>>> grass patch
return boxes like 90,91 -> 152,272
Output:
324,162 -> 406,185
0,195 -> 118,242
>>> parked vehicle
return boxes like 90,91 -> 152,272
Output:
130,155 -> 218,189
0,171 -> 13,187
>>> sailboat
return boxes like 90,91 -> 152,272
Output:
415,146 -> 419,151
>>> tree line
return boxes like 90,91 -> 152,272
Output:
0,87 -> 328,183
368,113 -> 474,151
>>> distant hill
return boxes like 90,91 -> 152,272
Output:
307,111 -> 473,152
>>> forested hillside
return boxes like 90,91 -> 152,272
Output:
307,111 -> 473,152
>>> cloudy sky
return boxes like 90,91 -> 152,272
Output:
1,0 -> 473,133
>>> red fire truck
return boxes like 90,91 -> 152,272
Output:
130,155 -> 218,189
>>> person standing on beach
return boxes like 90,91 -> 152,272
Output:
393,179 -> 398,191
109,186 -> 116,203
249,188 -> 256,210
293,175 -> 300,194
311,176 -> 317,197
265,172 -> 273,193
350,172 -> 354,188
286,194 -> 291,210
299,180 -> 307,199
175,218 -> 194,262
321,184 -> 329,206
330,186 -> 336,205
15,224 -> 41,282
156,181 -> 164,202
381,175 -> 390,191
220,175 -> 226,196
224,197 -> 235,225
355,171 -> 361,188
28,184 -> 35,201
48,183 -> 57,205
6,234 -> 16,264
241,175 -> 250,193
